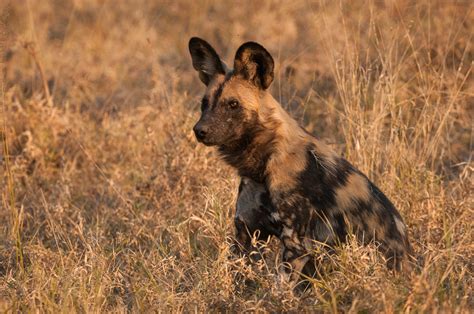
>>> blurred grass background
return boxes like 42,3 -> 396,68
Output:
0,0 -> 472,312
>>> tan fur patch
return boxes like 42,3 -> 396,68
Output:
362,202 -> 391,241
335,173 -> 371,209
290,256 -> 310,274
309,140 -> 338,174
368,214 -> 386,240
218,77 -> 260,112
257,93 -> 311,192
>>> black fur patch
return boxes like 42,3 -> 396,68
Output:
218,114 -> 274,182
297,145 -> 354,211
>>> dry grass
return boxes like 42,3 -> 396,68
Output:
0,0 -> 472,312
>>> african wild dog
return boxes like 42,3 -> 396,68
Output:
188,37 -> 412,284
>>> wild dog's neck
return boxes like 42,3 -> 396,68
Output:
219,93 -> 310,183
259,93 -> 309,144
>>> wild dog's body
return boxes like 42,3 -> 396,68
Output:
188,37 -> 411,283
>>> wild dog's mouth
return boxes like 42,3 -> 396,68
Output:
195,130 -> 240,147
195,136 -> 216,146
193,122 -> 229,146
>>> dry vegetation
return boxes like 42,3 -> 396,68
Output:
0,0 -> 473,312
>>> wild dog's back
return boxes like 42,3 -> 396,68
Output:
295,142 -> 412,270
260,130 -> 412,271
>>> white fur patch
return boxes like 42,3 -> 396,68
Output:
394,217 -> 406,236
271,212 -> 281,221
282,226 -> 294,237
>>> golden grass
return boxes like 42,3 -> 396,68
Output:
1,0 -> 472,312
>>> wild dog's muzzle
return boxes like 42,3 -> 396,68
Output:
193,122 -> 208,141
193,120 -> 217,146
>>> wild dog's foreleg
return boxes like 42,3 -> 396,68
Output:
232,216 -> 258,257
279,226 -> 311,286
232,178 -> 280,260
232,179 -> 266,258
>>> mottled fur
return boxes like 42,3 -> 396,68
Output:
188,37 -> 412,284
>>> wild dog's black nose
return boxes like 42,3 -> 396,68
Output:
193,124 -> 208,140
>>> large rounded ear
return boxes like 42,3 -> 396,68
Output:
189,37 -> 226,86
233,42 -> 274,90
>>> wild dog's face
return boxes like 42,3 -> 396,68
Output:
188,37 -> 274,146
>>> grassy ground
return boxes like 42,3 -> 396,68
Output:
0,0 -> 472,312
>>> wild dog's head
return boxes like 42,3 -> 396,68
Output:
188,37 -> 274,146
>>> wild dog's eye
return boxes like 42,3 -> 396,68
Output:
201,98 -> 209,111
228,99 -> 239,109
